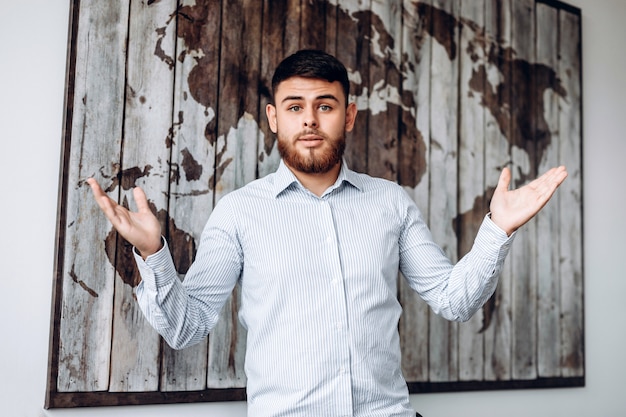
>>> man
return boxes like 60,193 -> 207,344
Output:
88,50 -> 567,416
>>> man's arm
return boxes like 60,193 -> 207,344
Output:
87,178 -> 239,349
400,165 -> 567,321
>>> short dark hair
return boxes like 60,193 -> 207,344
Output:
271,49 -> 350,106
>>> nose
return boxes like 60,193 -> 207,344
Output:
303,109 -> 318,128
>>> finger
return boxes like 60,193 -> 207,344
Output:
86,177 -> 106,198
496,166 -> 511,193
525,168 -> 567,210
543,166 -> 567,189
132,186 -> 152,214
546,166 -> 568,194
86,178 -> 120,220
535,166 -> 568,193
553,165 -> 568,184
86,177 -> 111,209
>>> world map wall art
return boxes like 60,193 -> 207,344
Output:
46,0 -> 583,408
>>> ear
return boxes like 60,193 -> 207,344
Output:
266,103 -> 278,133
344,102 -> 357,132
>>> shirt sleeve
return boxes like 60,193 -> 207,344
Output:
134,197 -> 243,349
399,196 -> 515,322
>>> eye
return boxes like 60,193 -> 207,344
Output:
288,105 -> 301,112
319,104 -> 332,112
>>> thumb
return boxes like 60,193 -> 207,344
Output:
496,167 -> 511,194
132,186 -> 152,214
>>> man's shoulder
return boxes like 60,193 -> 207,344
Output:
348,169 -> 404,194
219,172 -> 277,203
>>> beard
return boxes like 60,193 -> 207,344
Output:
277,129 -> 346,174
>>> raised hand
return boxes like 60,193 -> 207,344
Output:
489,166 -> 568,236
87,178 -> 163,258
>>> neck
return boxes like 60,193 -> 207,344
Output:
285,161 -> 341,197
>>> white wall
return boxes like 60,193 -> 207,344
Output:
1,0 -> 623,416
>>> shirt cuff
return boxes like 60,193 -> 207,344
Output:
133,237 -> 178,292
476,213 -> 516,263
485,212 -> 517,238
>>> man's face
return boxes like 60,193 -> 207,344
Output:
266,76 -> 357,174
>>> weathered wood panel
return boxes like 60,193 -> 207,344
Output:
535,2 -> 561,378
338,0 -> 371,174
159,0 -> 222,392
108,0 -> 177,392
257,0 -> 288,179
558,8 -> 584,378
367,0 -> 403,180
48,0 -> 584,408
284,0 -> 302,54
482,0 -> 514,382
301,0 -> 328,50
399,0 -> 432,383
57,0 -> 130,392
457,0 -> 486,382
510,0 -> 538,381
427,0 -> 460,383
206,0 -> 262,389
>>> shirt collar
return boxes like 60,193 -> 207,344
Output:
272,159 -> 364,198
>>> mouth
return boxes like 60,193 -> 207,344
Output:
297,132 -> 325,147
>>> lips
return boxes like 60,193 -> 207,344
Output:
298,134 -> 323,141
296,131 -> 325,147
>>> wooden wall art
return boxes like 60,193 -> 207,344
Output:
46,0 -> 584,408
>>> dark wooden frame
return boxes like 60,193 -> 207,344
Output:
46,0 -> 584,408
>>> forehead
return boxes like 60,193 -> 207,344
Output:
274,76 -> 346,105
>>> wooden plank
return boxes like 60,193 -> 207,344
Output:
284,0 -> 302,55
109,0 -> 178,392
428,0 -> 459,382
258,0 -> 288,179
457,0 -> 486,382
325,0 -> 338,55
558,9 -> 584,378
57,0 -> 130,392
510,0 -> 537,381
399,0 -> 432,383
400,0 -> 432,217
207,0 -> 263,388
335,0 -> 370,174
159,0 -> 223,392
366,0 -> 402,181
301,0 -> 327,50
482,0 -> 513,382
535,2 -> 561,378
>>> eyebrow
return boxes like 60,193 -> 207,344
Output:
281,94 -> 340,104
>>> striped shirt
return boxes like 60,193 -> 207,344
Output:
135,160 -> 514,417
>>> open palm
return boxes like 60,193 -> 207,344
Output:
489,166 -> 568,236
87,178 -> 163,258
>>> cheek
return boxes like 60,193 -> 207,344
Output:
326,121 -> 346,138
276,117 -> 299,137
